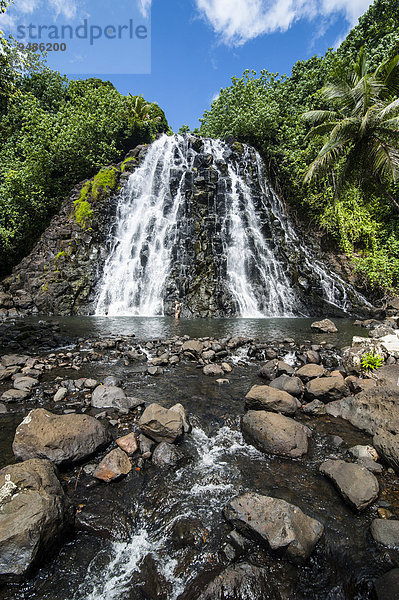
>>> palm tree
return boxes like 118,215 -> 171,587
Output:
302,49 -> 399,210
126,94 -> 160,123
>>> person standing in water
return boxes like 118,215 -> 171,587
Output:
174,300 -> 182,319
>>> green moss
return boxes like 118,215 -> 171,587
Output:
91,167 -> 118,200
54,251 -> 66,262
41,283 -> 48,292
73,167 -> 118,229
233,142 -> 244,154
121,157 -> 136,172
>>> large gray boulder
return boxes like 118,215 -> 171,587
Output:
13,409 -> 110,465
245,385 -> 300,415
152,442 -> 182,467
0,459 -> 73,581
91,385 -> 137,410
305,376 -> 348,403
241,411 -> 311,458
139,403 -> 184,443
371,519 -> 399,547
224,493 -> 323,564
295,364 -> 326,382
269,374 -> 304,398
319,459 -> 379,510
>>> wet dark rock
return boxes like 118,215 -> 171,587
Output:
374,568 -> 399,600
140,554 -> 172,600
306,350 -> 320,364
305,376 -> 348,403
319,459 -> 379,510
13,409 -> 110,465
0,459 -> 73,582
138,433 -> 156,455
179,563 -> 285,600
139,403 -> 184,443
371,519 -> 399,547
75,499 -> 134,541
241,410 -> 311,458
295,364 -> 326,381
93,448 -> 131,482
302,400 -> 327,415
269,374 -> 304,397
311,319 -> 338,333
152,442 -> 182,467
224,493 -> 323,564
258,359 -> 278,380
245,385 -> 300,415
373,429 -> 399,474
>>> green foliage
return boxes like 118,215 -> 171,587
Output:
121,157 -> 137,172
178,124 -> 191,134
0,64 -> 169,275
361,350 -> 384,371
199,0 -> 399,295
91,167 -> 118,201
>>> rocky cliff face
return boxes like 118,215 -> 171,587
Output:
0,136 -> 370,318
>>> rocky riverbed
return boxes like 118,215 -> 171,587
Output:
1,316 -> 399,599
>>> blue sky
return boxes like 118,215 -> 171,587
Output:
1,0 -> 375,131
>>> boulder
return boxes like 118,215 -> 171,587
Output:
342,338 -> 383,375
245,385 -> 300,415
302,400 -> 327,415
170,403 -> 191,433
91,385 -> 136,410
116,433 -> 138,455
258,359 -> 278,380
139,403 -> 184,443
182,340 -> 204,357
13,376 -> 38,391
13,409 -> 110,465
93,448 -> 131,482
241,411 -> 311,458
180,563 -> 284,600
203,364 -> 224,377
311,319 -> 337,333
349,445 -> 378,461
276,361 -> 294,376
374,569 -> 399,600
371,519 -> 399,547
305,376 -> 348,403
373,429 -> 399,473
224,493 -> 323,564
1,355 -> 29,368
54,387 -> 67,402
1,389 -> 30,402
0,459 -> 73,581
152,442 -> 182,467
295,364 -> 326,382
319,459 -> 379,510
269,374 -> 304,398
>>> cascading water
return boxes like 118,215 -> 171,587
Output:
95,134 -> 368,318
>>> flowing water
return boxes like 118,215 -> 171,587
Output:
95,135 -> 368,319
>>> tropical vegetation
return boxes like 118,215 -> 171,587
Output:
200,0 -> 399,296
0,1 -> 168,276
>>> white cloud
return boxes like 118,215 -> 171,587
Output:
195,0 -> 374,45
139,0 -> 152,17
48,0 -> 78,20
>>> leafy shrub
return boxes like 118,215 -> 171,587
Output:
361,351 -> 384,371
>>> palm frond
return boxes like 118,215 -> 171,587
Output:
301,110 -> 338,124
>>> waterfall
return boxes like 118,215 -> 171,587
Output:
95,134 -> 368,318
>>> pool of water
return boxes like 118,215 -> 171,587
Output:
25,316 -> 365,347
